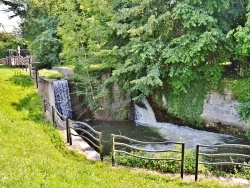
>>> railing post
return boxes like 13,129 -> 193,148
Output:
195,145 -> 200,181
52,106 -> 55,126
111,134 -> 115,166
35,66 -> 38,89
99,133 -> 104,161
180,143 -> 185,179
66,118 -> 70,143
69,120 -> 72,145
29,57 -> 32,77
43,99 -> 47,112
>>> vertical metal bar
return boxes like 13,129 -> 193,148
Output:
180,143 -> 185,179
35,66 -> 38,89
52,106 -> 55,126
69,121 -> 72,145
111,134 -> 115,166
29,57 -> 31,77
66,118 -> 69,143
99,132 -> 103,161
195,145 -> 200,181
43,99 -> 47,112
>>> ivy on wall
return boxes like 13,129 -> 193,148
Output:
231,78 -> 250,121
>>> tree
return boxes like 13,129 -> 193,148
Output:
0,32 -> 24,57
229,0 -> 250,77
103,0 -> 239,100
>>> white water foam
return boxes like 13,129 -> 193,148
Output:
134,99 -> 245,151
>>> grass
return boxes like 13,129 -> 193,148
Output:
38,69 -> 64,79
0,65 -> 247,187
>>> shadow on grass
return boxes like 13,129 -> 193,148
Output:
11,93 -> 44,122
9,73 -> 34,88
0,65 -> 10,69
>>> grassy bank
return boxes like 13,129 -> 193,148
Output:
0,66 -> 246,187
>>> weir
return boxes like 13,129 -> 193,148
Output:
134,99 -> 250,152
53,80 -> 72,119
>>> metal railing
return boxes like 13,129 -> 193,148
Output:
67,120 -> 103,161
111,134 -> 185,178
195,144 -> 250,181
43,99 -> 103,161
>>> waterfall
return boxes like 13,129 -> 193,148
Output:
53,80 -> 72,119
134,99 -> 157,126
133,99 -> 240,151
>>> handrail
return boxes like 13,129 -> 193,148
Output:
68,120 -> 103,161
111,134 -> 185,179
195,144 -> 250,181
42,100 -> 103,161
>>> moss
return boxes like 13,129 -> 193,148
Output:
155,79 -> 208,126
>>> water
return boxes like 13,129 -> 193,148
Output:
89,120 -> 164,155
53,80 -> 72,119
90,99 -> 250,156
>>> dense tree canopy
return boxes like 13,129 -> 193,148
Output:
2,0 -> 250,101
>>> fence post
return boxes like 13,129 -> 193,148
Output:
66,118 -> 70,143
111,134 -> 115,166
69,121 -> 72,145
52,106 -> 55,126
181,143 -> 185,179
195,145 -> 200,181
43,99 -> 47,112
29,57 -> 31,77
35,66 -> 38,89
99,133 -> 103,161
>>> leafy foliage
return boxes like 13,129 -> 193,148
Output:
229,78 -> 250,121
0,32 -> 24,58
4,0 -> 250,123
27,16 -> 61,68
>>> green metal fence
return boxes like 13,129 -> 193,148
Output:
44,99 -> 104,161
111,134 -> 185,178
195,144 -> 250,181
67,120 -> 104,161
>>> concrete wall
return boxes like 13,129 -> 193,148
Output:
51,67 -> 133,121
201,91 -> 250,131
37,76 -> 56,110
46,67 -> 250,134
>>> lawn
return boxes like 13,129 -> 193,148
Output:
0,65 -> 246,187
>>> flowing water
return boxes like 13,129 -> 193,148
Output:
53,80 -> 72,119
90,99 -> 250,155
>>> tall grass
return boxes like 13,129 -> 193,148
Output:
0,66 -> 246,187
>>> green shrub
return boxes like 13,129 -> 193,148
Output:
230,78 -> 250,121
113,149 -> 197,174
38,69 -> 64,79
